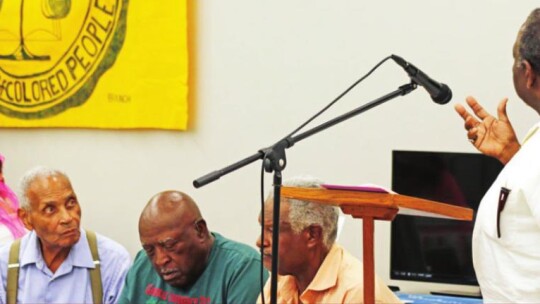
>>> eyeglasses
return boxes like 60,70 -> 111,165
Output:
497,187 -> 511,238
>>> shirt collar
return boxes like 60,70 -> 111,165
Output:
19,230 -> 42,267
303,244 -> 341,292
522,122 -> 540,145
19,229 -> 95,269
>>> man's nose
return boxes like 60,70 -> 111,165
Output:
59,208 -> 73,224
154,247 -> 171,267
256,234 -> 270,249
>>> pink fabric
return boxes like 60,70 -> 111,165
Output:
0,154 -> 26,239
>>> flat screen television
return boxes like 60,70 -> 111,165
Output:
391,150 -> 504,286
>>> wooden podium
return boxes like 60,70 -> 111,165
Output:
281,186 -> 473,304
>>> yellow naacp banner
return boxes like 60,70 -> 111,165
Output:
0,0 -> 188,130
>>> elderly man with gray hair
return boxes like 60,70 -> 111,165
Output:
0,166 -> 130,304
256,176 -> 401,303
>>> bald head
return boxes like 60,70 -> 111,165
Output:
139,191 -> 202,231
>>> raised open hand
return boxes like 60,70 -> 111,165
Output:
454,96 -> 520,164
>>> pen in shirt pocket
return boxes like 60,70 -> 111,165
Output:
497,186 -> 511,238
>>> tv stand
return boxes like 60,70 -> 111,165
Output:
431,290 -> 482,299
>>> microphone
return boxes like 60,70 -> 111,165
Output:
391,54 -> 452,104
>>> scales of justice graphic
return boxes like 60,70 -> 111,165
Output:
0,0 -> 71,61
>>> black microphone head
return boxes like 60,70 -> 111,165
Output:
392,54 -> 452,105
432,83 -> 452,104
391,54 -> 407,67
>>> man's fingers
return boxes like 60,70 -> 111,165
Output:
455,104 -> 478,126
466,96 -> 491,119
467,128 -> 478,140
497,98 -> 510,122
464,116 -> 479,131
454,103 -> 468,119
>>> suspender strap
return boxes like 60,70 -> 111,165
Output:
5,232 -> 102,304
6,239 -> 20,304
86,230 -> 103,304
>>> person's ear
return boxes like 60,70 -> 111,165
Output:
522,60 -> 537,88
18,208 -> 33,231
306,225 -> 323,248
194,219 -> 208,239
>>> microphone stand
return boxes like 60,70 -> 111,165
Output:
193,82 -> 417,304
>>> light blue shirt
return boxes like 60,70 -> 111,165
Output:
0,229 -> 131,303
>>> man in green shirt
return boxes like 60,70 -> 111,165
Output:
119,191 -> 267,304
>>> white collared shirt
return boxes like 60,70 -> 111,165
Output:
473,121 -> 540,302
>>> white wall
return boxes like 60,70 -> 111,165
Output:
1,0 -> 539,294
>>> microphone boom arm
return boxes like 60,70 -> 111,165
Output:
193,82 -> 417,188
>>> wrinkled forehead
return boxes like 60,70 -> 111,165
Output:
29,174 -> 72,194
36,171 -> 67,181
140,223 -> 185,245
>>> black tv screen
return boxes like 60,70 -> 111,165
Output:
391,150 -> 504,286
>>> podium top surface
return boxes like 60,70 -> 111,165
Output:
281,186 -> 473,221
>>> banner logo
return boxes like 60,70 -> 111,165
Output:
0,0 -> 127,119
